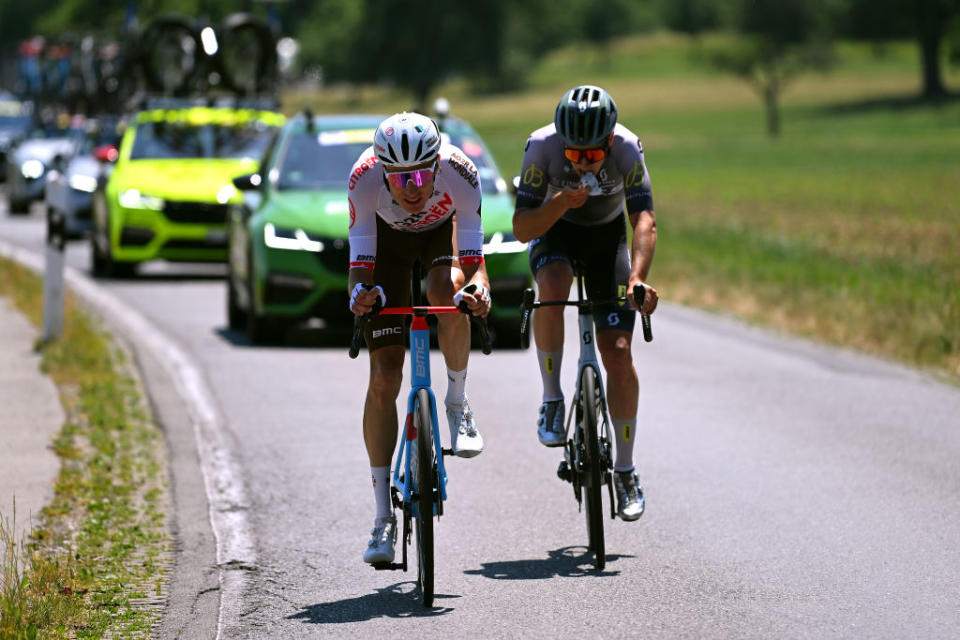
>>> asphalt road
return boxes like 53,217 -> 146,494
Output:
3,201 -> 960,639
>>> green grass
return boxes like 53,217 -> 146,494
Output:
288,32 -> 960,380
0,258 -> 170,638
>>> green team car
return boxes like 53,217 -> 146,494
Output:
90,105 -> 284,276
227,111 -> 531,345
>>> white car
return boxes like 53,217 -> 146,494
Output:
6,127 -> 82,214
44,122 -> 122,236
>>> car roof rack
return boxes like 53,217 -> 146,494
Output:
140,95 -> 279,112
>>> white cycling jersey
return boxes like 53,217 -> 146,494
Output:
347,142 -> 485,271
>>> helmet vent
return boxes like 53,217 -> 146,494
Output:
401,133 -> 409,159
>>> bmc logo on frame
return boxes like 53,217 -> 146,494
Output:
372,327 -> 402,339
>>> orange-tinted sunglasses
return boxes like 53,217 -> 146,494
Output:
564,146 -> 607,164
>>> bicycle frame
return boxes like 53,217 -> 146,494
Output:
565,276 -> 614,508
392,308 -> 449,516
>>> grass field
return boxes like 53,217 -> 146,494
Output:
0,258 -> 169,638
288,32 -> 960,380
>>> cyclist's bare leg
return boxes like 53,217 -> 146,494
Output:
597,329 -> 638,420
428,265 -> 469,371
364,345 -> 405,467
533,260 -> 573,352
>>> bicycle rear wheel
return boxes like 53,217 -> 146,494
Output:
580,367 -> 605,570
413,388 -> 435,606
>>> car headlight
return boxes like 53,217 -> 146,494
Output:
20,159 -> 44,179
484,231 -> 527,254
118,188 -> 165,210
264,223 -> 324,252
68,174 -> 99,193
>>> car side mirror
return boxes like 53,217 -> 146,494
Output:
509,175 -> 520,196
233,173 -> 263,191
93,144 -> 118,163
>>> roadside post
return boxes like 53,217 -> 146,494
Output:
42,209 -> 67,342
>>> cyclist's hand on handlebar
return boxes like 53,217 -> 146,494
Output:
630,280 -> 659,315
454,283 -> 491,317
349,283 -> 385,316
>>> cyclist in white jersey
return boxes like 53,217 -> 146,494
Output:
348,112 -> 491,564
513,86 -> 659,522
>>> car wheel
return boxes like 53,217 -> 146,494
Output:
90,215 -> 136,279
245,258 -> 283,345
227,268 -> 247,331
8,196 -> 30,215
487,317 -> 523,349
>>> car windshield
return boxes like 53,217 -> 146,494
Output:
130,120 -> 275,160
276,129 -> 374,191
439,122 -> 506,195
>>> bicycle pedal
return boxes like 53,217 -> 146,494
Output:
441,447 -> 455,457
557,460 -> 572,482
370,561 -> 404,571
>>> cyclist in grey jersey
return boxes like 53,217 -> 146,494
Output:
513,85 -> 658,522
515,122 -> 653,226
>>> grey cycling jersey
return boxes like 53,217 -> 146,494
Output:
515,122 -> 653,226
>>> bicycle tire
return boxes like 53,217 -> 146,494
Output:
413,388 -> 435,606
581,368 -> 605,570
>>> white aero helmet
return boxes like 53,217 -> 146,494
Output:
373,112 -> 441,168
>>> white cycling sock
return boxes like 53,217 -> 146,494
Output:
537,349 -> 564,402
371,466 -> 392,520
445,367 -> 467,406
613,418 -> 638,472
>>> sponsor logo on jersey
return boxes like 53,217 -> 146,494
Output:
348,156 -> 378,191
348,198 -> 356,228
625,160 -> 646,188
429,191 -> 454,217
392,192 -> 455,230
447,152 -> 479,189
372,327 -> 403,339
350,253 -> 376,270
458,248 -> 485,265
522,163 -> 545,188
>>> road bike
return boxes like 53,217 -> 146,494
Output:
519,269 -> 651,570
349,284 -> 491,607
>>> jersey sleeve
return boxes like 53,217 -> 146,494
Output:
514,134 -> 551,210
446,149 -> 485,266
615,132 -> 654,214
347,151 -> 380,271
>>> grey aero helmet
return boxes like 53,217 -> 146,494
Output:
554,85 -> 618,147
373,112 -> 441,168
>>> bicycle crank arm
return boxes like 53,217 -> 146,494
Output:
370,562 -> 405,571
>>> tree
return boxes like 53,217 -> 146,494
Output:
843,0 -> 960,99
705,0 -> 838,136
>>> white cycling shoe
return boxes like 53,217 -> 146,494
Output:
614,470 -> 645,521
363,516 -> 398,564
446,401 -> 483,458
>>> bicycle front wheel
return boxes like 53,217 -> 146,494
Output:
580,367 -> 605,570
413,388 -> 435,607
